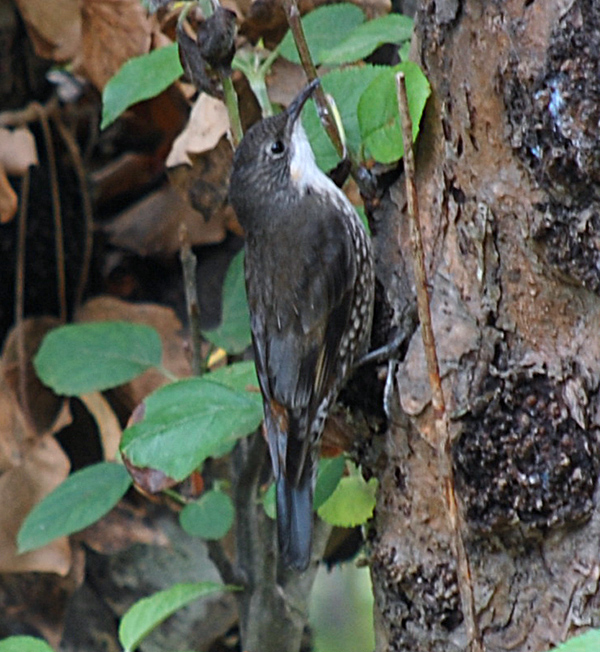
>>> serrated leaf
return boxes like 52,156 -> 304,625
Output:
203,250 -> 252,354
17,462 -> 132,553
314,456 -> 346,510
101,44 -> 183,129
179,490 -> 234,539
317,474 -> 377,527
554,631 -> 600,652
303,65 -> 390,171
34,322 -> 162,396
119,582 -> 238,652
0,637 -> 54,652
320,14 -> 414,65
120,377 -> 262,481
358,61 -> 430,164
279,4 -> 364,65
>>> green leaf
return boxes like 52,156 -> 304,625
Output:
554,630 -> 600,652
101,43 -> 183,129
314,456 -> 346,510
302,65 -> 391,171
358,61 -> 430,164
17,463 -> 132,553
279,3 -> 364,65
207,360 -> 259,394
320,14 -> 414,65
34,322 -> 162,396
179,490 -> 234,539
0,637 -> 55,652
120,377 -> 263,481
317,474 -> 377,527
203,250 -> 252,354
261,482 -> 276,519
119,582 -> 238,652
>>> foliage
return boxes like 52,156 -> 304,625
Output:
180,489 -> 235,539
202,250 -> 252,354
17,462 -> 132,553
119,582 -> 239,652
99,3 -> 428,171
317,467 -> 377,527
34,321 -> 163,395
101,43 -> 183,129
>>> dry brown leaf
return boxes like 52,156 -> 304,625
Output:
77,501 -> 170,554
0,127 -> 39,174
79,392 -> 122,461
266,58 -> 307,107
168,136 -> 236,232
0,165 -> 18,224
2,316 -> 66,435
75,296 -> 191,409
166,94 -> 230,168
73,0 -> 153,90
102,183 -> 227,256
0,435 -> 71,574
14,0 -> 81,61
0,376 -> 36,474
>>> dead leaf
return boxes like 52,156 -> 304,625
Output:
266,58 -> 307,107
0,545 -> 85,648
168,137 -> 237,232
166,94 -> 230,168
77,501 -> 170,554
123,453 -> 179,494
79,392 -> 122,461
74,0 -> 153,90
2,316 -> 66,435
14,0 -> 81,61
0,376 -> 36,474
75,296 -> 191,409
0,165 -> 18,224
0,127 -> 39,174
0,435 -> 71,574
102,183 -> 227,256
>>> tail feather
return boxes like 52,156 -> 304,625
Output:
276,467 -> 313,571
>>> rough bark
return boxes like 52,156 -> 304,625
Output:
369,0 -> 600,650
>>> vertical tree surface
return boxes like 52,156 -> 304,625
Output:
369,0 -> 600,650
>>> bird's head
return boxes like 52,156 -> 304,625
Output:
229,79 -> 322,230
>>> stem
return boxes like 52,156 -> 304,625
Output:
396,72 -> 484,652
222,76 -> 243,147
15,168 -> 31,425
179,224 -> 206,376
281,0 -> 375,196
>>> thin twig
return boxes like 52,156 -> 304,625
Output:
396,72 -> 483,652
53,119 -> 94,311
33,103 -> 67,323
15,168 -> 31,425
281,0 -> 343,158
179,224 -> 206,376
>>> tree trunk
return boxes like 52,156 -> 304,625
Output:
369,0 -> 600,650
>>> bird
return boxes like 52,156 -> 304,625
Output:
229,79 -> 375,571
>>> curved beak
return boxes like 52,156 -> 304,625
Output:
285,78 -> 320,129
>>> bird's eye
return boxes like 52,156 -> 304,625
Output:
270,140 -> 285,155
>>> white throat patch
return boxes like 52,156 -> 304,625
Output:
289,121 -> 342,199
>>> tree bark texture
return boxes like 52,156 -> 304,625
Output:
369,0 -> 600,650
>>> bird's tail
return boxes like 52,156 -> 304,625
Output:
276,463 -> 313,571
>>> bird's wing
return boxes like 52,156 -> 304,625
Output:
246,204 -> 358,479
